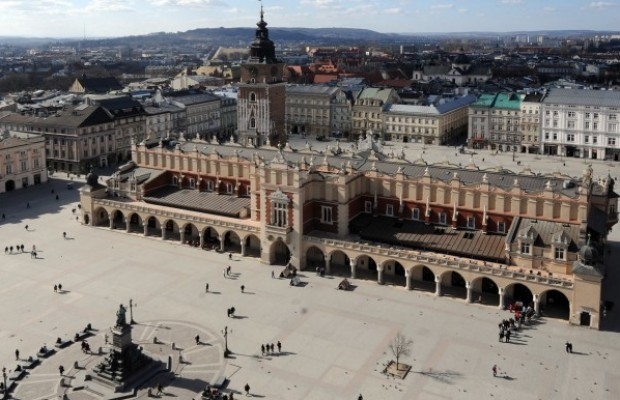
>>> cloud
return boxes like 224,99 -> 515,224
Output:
149,0 -> 225,6
85,0 -> 134,12
431,4 -> 454,9
543,6 -> 556,12
588,1 -> 616,9
498,0 -> 523,4
383,8 -> 402,14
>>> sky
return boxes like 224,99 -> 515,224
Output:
0,0 -> 619,38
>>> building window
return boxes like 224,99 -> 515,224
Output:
172,176 -> 178,186
554,247 -> 565,260
412,208 -> 420,220
189,178 -> 195,189
269,189 -> 289,228
250,92 -> 256,102
608,137 -> 617,146
386,204 -> 394,217
364,201 -> 372,214
567,134 -> 575,142
467,216 -> 476,229
207,181 -> 214,191
226,183 -> 233,194
321,206 -> 333,224
520,242 -> 530,255
585,136 -> 590,143
439,212 -> 447,225
497,221 -> 506,233
250,118 -> 256,129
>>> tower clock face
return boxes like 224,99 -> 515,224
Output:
271,66 -> 278,76
249,66 -> 258,77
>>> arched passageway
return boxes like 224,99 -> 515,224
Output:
355,255 -> 377,281
270,239 -> 290,265
305,247 -> 325,271
112,210 -> 125,230
540,289 -> 570,320
145,216 -> 162,237
128,213 -> 143,233
505,283 -> 533,309
223,231 -> 241,253
183,223 -> 200,247
440,271 -> 467,299
202,227 -> 220,250
472,277 -> 499,306
244,234 -> 260,257
382,260 -> 406,287
328,250 -> 350,277
163,220 -> 180,241
409,265 -> 436,292
94,207 -> 110,227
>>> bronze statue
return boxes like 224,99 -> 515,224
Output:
116,304 -> 127,327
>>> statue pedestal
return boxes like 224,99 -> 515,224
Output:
110,325 -> 132,353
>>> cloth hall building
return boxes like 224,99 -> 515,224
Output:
79,9 -> 617,330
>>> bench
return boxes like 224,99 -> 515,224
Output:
37,347 -> 55,358
55,339 -> 73,349
8,368 -> 25,381
74,330 -> 92,342
19,357 -> 39,369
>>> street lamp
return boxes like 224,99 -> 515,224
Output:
222,326 -> 230,358
129,299 -> 136,325
2,366 -> 7,399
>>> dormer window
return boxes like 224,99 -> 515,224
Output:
189,178 -> 195,189
438,212 -> 447,225
412,208 -> 420,220
520,242 -> 531,255
172,176 -> 178,186
226,183 -> 233,194
206,181 -> 214,192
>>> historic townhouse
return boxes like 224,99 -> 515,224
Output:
383,95 -> 476,144
80,10 -> 617,330
350,87 -> 400,139
540,88 -> 620,160
468,92 -> 524,152
0,104 -> 116,172
0,130 -> 47,193
519,93 -> 543,154
168,91 -> 221,140
285,85 -> 340,138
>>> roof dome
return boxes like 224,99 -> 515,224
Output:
578,240 -> 598,266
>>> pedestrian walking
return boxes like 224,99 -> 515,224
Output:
358,395 -> 363,400
9,246 -> 13,253
156,383 -> 163,395
241,285 -> 245,293
277,341 -> 281,353
105,333 -> 109,344
227,266 -> 231,275
244,383 -> 250,396
270,343 -> 275,353
4,247 -> 7,254
55,194 -> 59,201
59,365 -> 65,376
205,283 -> 209,292
271,270 -> 275,279
499,330 -> 504,342
2,213 -> 5,219
492,364 -> 497,377
261,344 -> 265,355
195,335 -> 200,345
505,330 -> 511,343
229,253 -> 232,260
15,349 -> 19,360
223,268 -> 227,278
54,284 -> 58,293
63,232 -> 66,239
565,342 -> 573,353
25,225 -> 28,230
26,202 -> 30,208
32,245 -> 36,252
58,283 -> 63,292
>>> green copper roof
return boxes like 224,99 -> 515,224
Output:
472,92 -> 523,110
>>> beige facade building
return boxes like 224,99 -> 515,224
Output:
285,85 -> 342,138
520,93 -> 543,154
0,130 -> 47,193
468,92 -> 524,152
383,95 -> 476,144
351,87 -> 400,139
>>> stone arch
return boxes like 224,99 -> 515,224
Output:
202,227 -> 220,250
111,210 -> 125,230
243,234 -> 261,257
328,250 -> 350,277
439,270 -> 467,299
306,246 -> 326,270
270,238 -> 290,265
408,264 -> 436,292
538,289 -> 570,320
504,282 -> 534,308
163,219 -> 180,241
381,259 -> 406,287
94,207 -> 110,227
128,213 -> 143,233
145,216 -> 162,237
471,276 -> 500,306
223,230 -> 242,253
355,254 -> 377,281
182,223 -> 200,246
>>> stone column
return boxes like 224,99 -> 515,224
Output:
219,235 -> 225,252
435,275 -> 442,296
377,265 -> 384,285
109,218 -> 114,229
466,281 -> 472,303
533,294 -> 540,315
161,228 -> 166,240
240,240 -> 246,256
199,232 -> 204,249
125,219 -> 130,233
405,268 -> 412,290
180,230 -> 185,244
143,224 -> 148,236
498,287 -> 505,310
349,258 -> 356,279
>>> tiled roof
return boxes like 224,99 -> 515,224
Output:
0,106 -> 114,128
286,85 -> 339,96
543,88 -> 620,107
143,186 -> 250,218
510,217 -> 580,250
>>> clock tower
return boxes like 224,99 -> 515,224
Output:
237,5 -> 286,147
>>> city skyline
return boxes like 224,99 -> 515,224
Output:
0,0 -> 618,39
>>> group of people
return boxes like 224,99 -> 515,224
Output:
53,283 -> 64,293
498,318 -> 517,343
5,244 -> 27,254
260,341 -> 282,356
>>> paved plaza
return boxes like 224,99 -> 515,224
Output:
1,141 -> 620,400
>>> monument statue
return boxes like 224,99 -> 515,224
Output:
116,304 -> 127,328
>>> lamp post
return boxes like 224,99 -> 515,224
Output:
129,299 -> 136,325
2,366 -> 7,399
222,326 -> 230,358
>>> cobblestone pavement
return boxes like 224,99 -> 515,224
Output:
0,143 -> 619,400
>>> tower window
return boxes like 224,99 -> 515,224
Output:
250,92 -> 256,102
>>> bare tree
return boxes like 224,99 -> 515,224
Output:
388,332 -> 413,371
